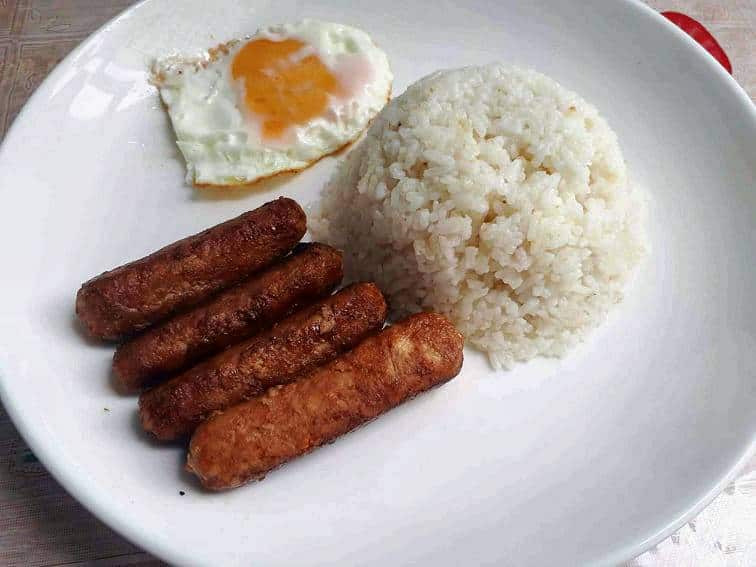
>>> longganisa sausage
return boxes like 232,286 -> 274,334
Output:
186,312 -> 464,490
113,243 -> 343,391
76,197 -> 306,341
139,282 -> 388,440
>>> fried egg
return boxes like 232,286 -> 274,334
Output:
153,20 -> 392,187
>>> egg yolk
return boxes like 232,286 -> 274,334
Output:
231,38 -> 341,139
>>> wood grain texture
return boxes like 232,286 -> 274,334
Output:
0,1 -> 753,565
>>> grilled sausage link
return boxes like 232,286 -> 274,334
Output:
186,312 -> 464,490
113,243 -> 343,391
139,282 -> 388,440
76,197 -> 306,340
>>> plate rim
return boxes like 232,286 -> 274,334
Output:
0,0 -> 754,565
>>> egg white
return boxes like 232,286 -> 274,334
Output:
153,20 -> 392,187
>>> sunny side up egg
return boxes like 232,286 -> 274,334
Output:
152,20 -> 393,187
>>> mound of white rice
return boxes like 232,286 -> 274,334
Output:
310,64 -> 646,368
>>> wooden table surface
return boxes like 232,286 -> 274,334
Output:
0,1 -> 754,566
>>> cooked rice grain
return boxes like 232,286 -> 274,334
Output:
311,64 -> 647,368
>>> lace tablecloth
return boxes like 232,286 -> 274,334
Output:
0,1 -> 753,565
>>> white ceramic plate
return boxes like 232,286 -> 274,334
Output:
1,0 -> 754,565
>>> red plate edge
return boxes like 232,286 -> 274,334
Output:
661,11 -> 733,74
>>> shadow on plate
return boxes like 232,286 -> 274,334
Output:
190,171 -> 299,202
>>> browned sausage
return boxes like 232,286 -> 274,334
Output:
186,312 -> 464,490
75,197 -> 306,340
113,243 -> 343,391
139,282 -> 388,441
